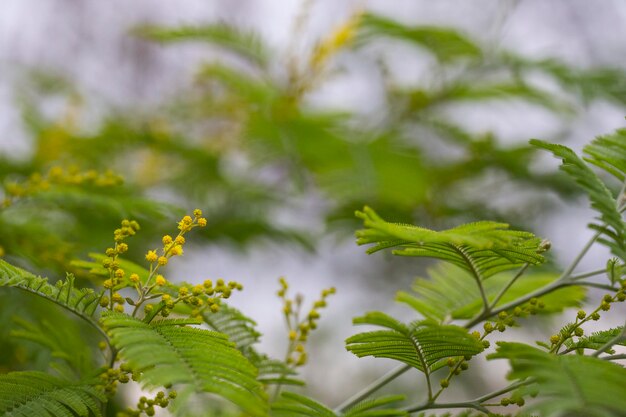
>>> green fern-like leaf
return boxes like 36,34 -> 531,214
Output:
396,264 -> 585,321
134,23 -> 268,66
583,129 -> 626,181
0,371 -> 104,417
489,342 -> 626,417
345,312 -> 484,373
201,306 -> 303,386
355,206 -> 545,280
357,14 -> 481,63
0,259 -> 103,320
101,312 -> 268,416
202,304 -> 260,351
563,327 -> 626,354
531,140 -> 626,260
11,316 -> 98,377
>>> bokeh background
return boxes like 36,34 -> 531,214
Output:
2,0 -> 626,413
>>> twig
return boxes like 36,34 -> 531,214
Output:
489,263 -> 530,310
334,365 -> 411,413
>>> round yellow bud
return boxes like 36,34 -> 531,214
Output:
197,218 -> 207,227
175,236 -> 185,245
100,296 -> 110,307
130,273 -> 140,283
146,250 -> 158,263
157,256 -> 168,266
162,235 -> 173,245
193,209 -> 202,217
115,269 -> 125,278
155,275 -> 167,286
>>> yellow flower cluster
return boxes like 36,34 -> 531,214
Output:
152,278 -> 243,319
2,165 -> 123,207
101,218 -> 140,309
145,210 -> 206,269
277,277 -> 335,367
309,12 -> 363,71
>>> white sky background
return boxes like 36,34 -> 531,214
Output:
2,0 -> 626,408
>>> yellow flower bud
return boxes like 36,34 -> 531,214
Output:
155,275 -> 167,286
146,250 -> 158,263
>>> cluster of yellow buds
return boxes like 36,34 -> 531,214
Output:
101,219 -> 140,309
2,166 -> 123,207
550,281 -> 626,353
309,12 -> 363,71
100,292 -> 126,313
117,389 -> 177,417
482,308 -> 524,336
144,210 -> 206,274
278,277 -> 335,367
151,278 -> 244,319
98,365 -> 133,398
439,324 -> 493,391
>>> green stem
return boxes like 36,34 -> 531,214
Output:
334,365 -> 411,413
560,228 -> 604,279
466,279 -> 566,328
489,263 -> 529,310
565,281 -> 617,291
406,401 -> 490,414
405,378 -> 532,414
569,268 -> 608,281
474,379 -> 532,404
603,354 -> 626,361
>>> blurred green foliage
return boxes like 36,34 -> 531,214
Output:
4,11 -> 625,274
